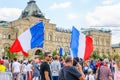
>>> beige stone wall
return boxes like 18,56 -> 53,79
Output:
55,32 -> 71,52
112,47 -> 120,54
0,26 -> 16,57
86,30 -> 112,54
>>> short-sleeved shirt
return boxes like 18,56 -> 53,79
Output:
97,65 -> 112,80
59,66 -> 82,80
40,62 -> 51,80
51,60 -> 61,76
33,63 -> 40,77
12,62 -> 21,73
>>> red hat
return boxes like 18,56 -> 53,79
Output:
0,60 -> 4,64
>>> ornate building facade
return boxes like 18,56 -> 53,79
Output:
112,43 -> 120,54
0,0 -> 112,58
84,29 -> 112,54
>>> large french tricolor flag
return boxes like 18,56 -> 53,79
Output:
9,22 -> 44,57
70,27 -> 93,60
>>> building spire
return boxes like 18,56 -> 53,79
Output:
19,0 -> 45,19
29,0 -> 34,1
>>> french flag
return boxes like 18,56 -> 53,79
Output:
9,22 -> 44,57
70,27 -> 93,60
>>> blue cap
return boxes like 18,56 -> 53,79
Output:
88,68 -> 93,73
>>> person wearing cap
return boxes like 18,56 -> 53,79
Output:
0,60 -> 6,72
96,59 -> 112,80
85,68 -> 95,80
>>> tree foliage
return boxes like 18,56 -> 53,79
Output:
5,48 -> 17,60
102,54 -> 107,59
52,50 -> 59,57
90,51 -> 101,59
39,51 -> 44,60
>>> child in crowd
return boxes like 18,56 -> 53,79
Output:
114,60 -> 120,80
85,68 -> 95,80
0,60 -> 6,72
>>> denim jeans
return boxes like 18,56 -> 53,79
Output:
52,76 -> 59,80
22,74 -> 26,80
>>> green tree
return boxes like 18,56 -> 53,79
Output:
108,54 -> 114,59
52,50 -> 59,57
102,54 -> 107,59
90,51 -> 101,59
39,51 -> 44,60
63,53 -> 67,59
5,48 -> 17,60
114,54 -> 120,59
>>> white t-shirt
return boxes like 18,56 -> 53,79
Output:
22,64 -> 27,73
51,60 -> 61,76
12,62 -> 21,73
85,74 -> 95,80
26,64 -> 33,71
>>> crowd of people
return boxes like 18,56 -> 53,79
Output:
0,52 -> 120,80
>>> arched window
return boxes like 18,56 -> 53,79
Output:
35,49 -> 42,55
114,49 -> 116,52
48,35 -> 52,41
8,34 -> 11,39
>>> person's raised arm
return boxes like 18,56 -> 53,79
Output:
77,63 -> 85,80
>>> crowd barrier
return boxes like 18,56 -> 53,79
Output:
0,72 -> 13,80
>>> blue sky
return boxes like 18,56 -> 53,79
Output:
0,0 -> 120,44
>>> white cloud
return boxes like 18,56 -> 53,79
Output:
67,13 -> 79,20
102,0 -> 115,5
50,2 -> 71,10
112,32 -> 120,44
0,8 -> 22,21
86,3 -> 120,44
86,3 -> 120,26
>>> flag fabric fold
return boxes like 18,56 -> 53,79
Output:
70,27 -> 93,60
9,22 -> 44,57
